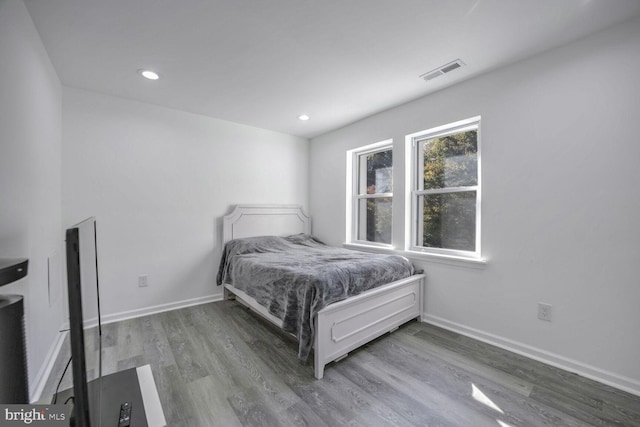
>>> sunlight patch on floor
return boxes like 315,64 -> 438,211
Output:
471,383 -> 504,414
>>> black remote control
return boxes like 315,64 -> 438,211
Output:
118,402 -> 132,427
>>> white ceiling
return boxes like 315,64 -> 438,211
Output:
24,0 -> 640,139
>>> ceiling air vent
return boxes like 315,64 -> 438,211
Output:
420,59 -> 465,82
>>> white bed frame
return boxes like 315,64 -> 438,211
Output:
221,204 -> 425,379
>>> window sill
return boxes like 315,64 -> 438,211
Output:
343,243 -> 487,269
343,242 -> 397,255
403,250 -> 487,269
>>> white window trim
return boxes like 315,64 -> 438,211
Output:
346,139 -> 394,248
342,242 -> 487,269
405,116 -> 483,261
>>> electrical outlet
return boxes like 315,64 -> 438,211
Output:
138,274 -> 149,287
538,302 -> 552,322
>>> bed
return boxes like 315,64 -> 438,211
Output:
217,204 -> 425,379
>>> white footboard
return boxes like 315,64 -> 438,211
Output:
313,274 -> 424,379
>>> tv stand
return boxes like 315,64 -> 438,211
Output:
54,365 -> 165,426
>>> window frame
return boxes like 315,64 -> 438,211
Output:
406,116 -> 482,259
346,140 -> 394,248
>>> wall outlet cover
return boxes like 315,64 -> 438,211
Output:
138,274 -> 149,287
538,302 -> 552,322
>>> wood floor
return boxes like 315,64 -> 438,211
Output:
41,300 -> 640,426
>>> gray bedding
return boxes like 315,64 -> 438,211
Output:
216,234 -> 414,362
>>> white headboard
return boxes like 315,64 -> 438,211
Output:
222,205 -> 311,243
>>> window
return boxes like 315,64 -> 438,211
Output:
408,117 -> 481,257
347,141 -> 393,246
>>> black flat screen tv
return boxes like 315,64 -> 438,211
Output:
65,217 -> 102,427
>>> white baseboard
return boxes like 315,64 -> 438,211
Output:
422,314 -> 640,397
30,329 -> 67,403
100,293 -> 223,325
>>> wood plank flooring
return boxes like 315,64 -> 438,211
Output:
41,300 -> 640,426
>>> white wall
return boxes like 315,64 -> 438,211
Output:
63,87 -> 309,319
0,0 -> 64,400
309,17 -> 640,394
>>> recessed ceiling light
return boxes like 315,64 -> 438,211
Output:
138,69 -> 159,80
298,114 -> 310,121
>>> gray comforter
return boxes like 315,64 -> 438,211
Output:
216,234 -> 414,362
